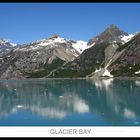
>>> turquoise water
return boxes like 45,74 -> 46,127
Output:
0,79 -> 140,126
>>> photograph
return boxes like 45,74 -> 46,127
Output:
0,2 -> 140,137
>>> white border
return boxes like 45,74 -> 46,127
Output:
0,127 -> 140,137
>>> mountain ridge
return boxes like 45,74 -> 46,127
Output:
0,24 -> 139,79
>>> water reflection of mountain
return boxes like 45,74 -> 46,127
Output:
0,80 -> 90,119
86,79 -> 140,124
0,79 -> 140,125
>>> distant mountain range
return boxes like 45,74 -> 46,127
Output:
0,24 -> 140,79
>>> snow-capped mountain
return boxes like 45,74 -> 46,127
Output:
0,38 -> 16,54
87,24 -> 129,46
15,35 -> 89,55
0,24 -> 140,79
0,38 -> 17,66
49,25 -> 140,78
87,24 -> 136,48
0,35 -> 91,79
13,35 -> 82,59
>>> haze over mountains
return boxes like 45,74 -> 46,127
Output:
0,24 -> 140,79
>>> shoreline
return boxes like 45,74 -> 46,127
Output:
0,76 -> 140,81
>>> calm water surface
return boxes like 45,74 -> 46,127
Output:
0,79 -> 140,126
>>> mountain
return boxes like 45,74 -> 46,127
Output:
0,24 -> 139,79
108,32 -> 140,77
0,38 -> 16,53
87,24 -> 132,46
48,25 -> 136,78
0,38 -> 17,67
0,35 -> 88,79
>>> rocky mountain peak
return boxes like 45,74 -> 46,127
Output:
0,38 -> 17,47
87,24 -> 129,46
103,24 -> 128,37
0,38 -> 17,54
47,34 -> 60,40
0,38 -> 11,45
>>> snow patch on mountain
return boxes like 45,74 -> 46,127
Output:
135,70 -> 140,74
0,38 -> 17,47
71,40 -> 95,53
88,42 -> 96,48
102,69 -> 113,78
9,42 -> 17,47
72,41 -> 88,53
94,68 -> 102,73
120,34 -> 134,43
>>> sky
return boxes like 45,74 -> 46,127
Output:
0,3 -> 140,44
